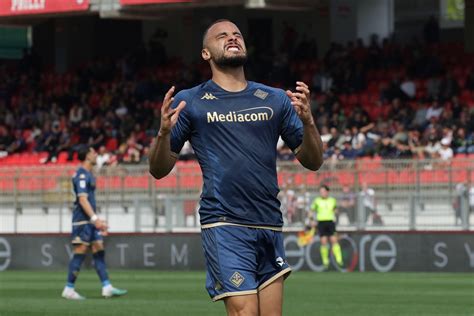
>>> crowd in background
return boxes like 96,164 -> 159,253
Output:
0,18 -> 473,166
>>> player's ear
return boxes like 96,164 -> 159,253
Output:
201,48 -> 210,61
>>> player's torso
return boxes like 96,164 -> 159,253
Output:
72,168 -> 96,222
182,81 -> 287,226
189,81 -> 282,165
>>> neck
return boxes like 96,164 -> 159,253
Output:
210,64 -> 247,92
82,161 -> 92,171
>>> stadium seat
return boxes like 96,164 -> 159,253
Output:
106,138 -> 119,152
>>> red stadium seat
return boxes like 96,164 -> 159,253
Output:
106,138 -> 119,152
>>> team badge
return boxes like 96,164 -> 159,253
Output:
254,89 -> 268,100
276,257 -> 285,267
230,272 -> 245,288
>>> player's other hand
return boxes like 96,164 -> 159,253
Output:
159,86 -> 186,135
286,81 -> 314,125
95,218 -> 109,235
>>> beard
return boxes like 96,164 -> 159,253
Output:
214,53 -> 247,68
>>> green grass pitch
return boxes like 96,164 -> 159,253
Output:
0,270 -> 473,316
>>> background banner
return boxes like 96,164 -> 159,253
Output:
0,232 -> 473,272
0,0 -> 89,16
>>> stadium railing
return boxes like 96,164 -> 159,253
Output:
0,157 -> 472,233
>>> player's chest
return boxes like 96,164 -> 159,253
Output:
192,95 -> 278,131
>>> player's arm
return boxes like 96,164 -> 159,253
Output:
78,195 -> 107,231
149,86 -> 186,179
286,81 -> 323,171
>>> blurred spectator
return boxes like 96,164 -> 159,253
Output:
119,135 -> 143,164
338,186 -> 356,224
360,182 -> 383,225
69,103 -> 83,127
426,76 -> 441,100
67,121 -> 92,161
40,121 -> 61,163
280,188 -> 297,225
408,128 -> 424,159
96,145 -> 117,168
350,126 -> 366,156
425,99 -> 443,122
412,102 -> 428,128
341,141 -> 358,160
378,136 -> 397,159
453,183 -> 467,226
312,65 -> 333,93
452,127 -> 474,154
437,137 -> 454,163
423,134 -> 441,159
327,127 -> 340,149
400,76 -> 416,99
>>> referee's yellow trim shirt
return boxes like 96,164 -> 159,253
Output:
311,197 -> 337,221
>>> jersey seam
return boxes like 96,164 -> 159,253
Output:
195,84 -> 217,204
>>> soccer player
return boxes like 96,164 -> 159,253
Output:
62,146 -> 127,300
149,19 -> 323,315
309,185 -> 343,269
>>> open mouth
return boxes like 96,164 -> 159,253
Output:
226,45 -> 241,52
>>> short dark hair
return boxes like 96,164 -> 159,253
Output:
77,146 -> 92,162
320,184 -> 330,191
202,18 -> 232,48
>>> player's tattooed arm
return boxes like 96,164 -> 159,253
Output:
286,81 -> 323,171
149,86 -> 186,179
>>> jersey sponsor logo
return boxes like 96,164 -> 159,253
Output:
207,107 -> 274,123
253,89 -> 268,100
230,271 -> 245,287
201,92 -> 218,100
79,180 -> 86,189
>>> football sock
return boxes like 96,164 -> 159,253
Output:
67,253 -> 86,288
332,243 -> 343,266
320,245 -> 329,267
92,250 -> 110,286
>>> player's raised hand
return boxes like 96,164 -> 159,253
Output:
286,81 -> 314,125
160,86 -> 186,135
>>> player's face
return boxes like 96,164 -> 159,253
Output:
320,188 -> 328,198
202,21 -> 247,68
87,148 -> 98,165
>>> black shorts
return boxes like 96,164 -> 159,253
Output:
317,221 -> 336,237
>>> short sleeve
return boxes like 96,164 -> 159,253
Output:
73,172 -> 89,197
279,92 -> 303,152
170,90 -> 193,155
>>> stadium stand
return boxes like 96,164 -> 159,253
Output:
0,38 -> 473,167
